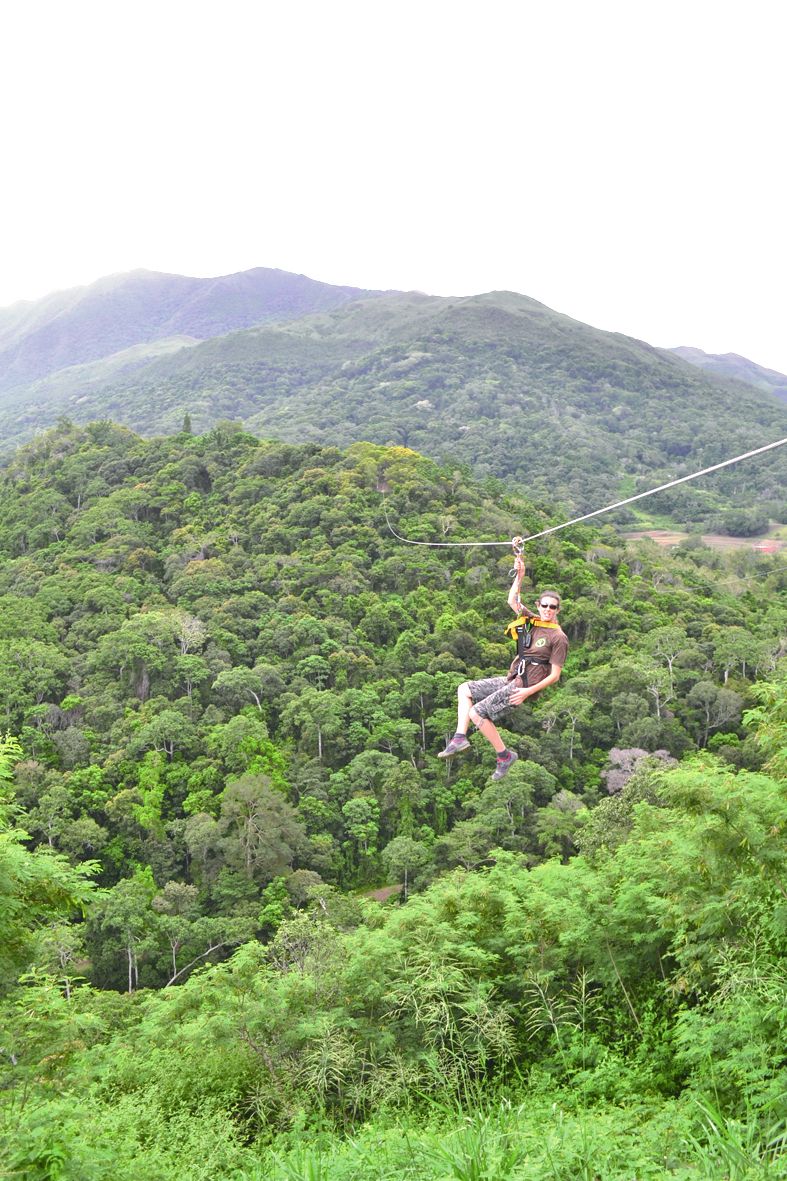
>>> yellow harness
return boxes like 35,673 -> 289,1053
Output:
504,614 -> 561,686
504,614 -> 561,641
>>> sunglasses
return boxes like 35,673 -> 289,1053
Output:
539,602 -> 559,610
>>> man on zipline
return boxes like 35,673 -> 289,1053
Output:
438,554 -> 568,779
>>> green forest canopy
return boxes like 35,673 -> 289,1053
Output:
1,420 -> 785,1178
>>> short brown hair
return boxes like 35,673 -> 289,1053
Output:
539,590 -> 561,607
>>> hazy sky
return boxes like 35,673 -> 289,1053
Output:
3,1 -> 786,372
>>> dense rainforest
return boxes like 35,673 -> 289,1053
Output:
1,420 -> 785,1178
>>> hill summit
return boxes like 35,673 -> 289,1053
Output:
0,267 -> 388,392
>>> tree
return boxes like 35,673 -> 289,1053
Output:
25,781 -> 74,848
0,639 -> 69,726
57,815 -> 108,862
712,627 -> 753,684
401,672 -> 440,752
644,625 -> 693,698
212,666 -> 267,713
280,688 -> 344,762
743,667 -> 787,778
537,690 -> 593,762
433,814 -> 501,872
219,774 -> 309,884
534,790 -> 586,861
205,713 -> 286,783
0,736 -> 97,991
173,611 -> 208,655
152,880 -> 200,979
296,655 -> 332,689
92,867 -> 157,993
129,709 -> 199,762
175,653 -> 211,708
382,836 -> 430,900
183,810 -> 222,884
474,776 -> 536,841
91,615 -> 176,702
686,682 -> 744,747
641,663 -> 673,721
33,922 -> 87,999
341,796 -> 380,876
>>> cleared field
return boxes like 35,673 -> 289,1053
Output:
623,529 -> 785,552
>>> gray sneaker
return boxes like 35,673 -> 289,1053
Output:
437,735 -> 471,759
491,750 -> 518,780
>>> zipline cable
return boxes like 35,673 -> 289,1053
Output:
383,436 -> 787,549
717,562 -> 787,585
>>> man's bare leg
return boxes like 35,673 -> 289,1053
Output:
437,683 -> 475,758
470,708 -> 519,779
457,681 -> 474,734
468,708 -> 506,754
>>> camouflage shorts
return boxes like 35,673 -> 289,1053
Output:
468,675 -> 518,722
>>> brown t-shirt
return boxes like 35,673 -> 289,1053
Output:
507,622 -> 568,686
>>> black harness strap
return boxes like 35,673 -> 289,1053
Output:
515,619 -> 551,686
515,654 -> 551,685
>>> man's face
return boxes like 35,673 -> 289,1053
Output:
537,596 -> 560,622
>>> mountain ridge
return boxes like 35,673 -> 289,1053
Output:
1,272 -> 784,530
670,345 -> 787,404
3,287 -> 782,529
0,267 -> 390,393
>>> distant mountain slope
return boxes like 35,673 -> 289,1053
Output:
4,335 -> 201,415
671,346 -> 787,404
3,289 -> 784,526
0,267 -> 387,392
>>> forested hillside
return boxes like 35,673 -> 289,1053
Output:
1,421 -> 786,1177
3,291 -> 786,533
0,267 -> 384,393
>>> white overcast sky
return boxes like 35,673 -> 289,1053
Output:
2,0 -> 786,372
